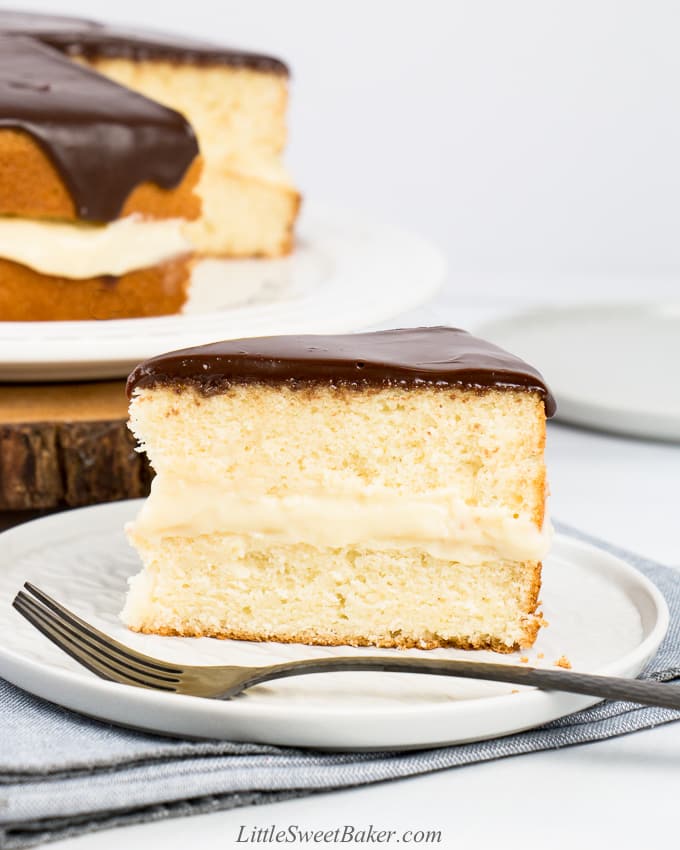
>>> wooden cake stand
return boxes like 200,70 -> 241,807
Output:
0,381 -> 152,530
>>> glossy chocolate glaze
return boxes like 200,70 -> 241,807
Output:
0,34 -> 198,222
127,327 -> 556,416
0,11 -> 288,73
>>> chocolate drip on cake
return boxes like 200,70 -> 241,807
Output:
127,327 -> 557,416
0,34 -> 198,221
0,10 -> 288,73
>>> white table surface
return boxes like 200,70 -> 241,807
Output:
51,287 -> 680,850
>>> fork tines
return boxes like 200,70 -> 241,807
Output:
13,583 -> 183,691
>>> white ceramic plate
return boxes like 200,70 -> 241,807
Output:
0,203 -> 445,382
477,302 -> 680,442
0,502 -> 667,751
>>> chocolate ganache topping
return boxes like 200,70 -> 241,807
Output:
0,34 -> 198,221
127,327 -> 557,417
0,10 -> 288,72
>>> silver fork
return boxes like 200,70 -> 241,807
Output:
11,582 -> 680,707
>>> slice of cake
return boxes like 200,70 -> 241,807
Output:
0,34 -> 200,321
124,328 -> 555,652
0,10 -> 300,259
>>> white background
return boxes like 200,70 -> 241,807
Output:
14,0 -> 680,297
6,1 -> 680,847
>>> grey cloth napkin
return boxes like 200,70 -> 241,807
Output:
1,522 -> 679,849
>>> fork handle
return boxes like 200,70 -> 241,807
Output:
233,657 -> 680,709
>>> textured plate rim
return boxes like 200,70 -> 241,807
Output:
0,502 -> 669,750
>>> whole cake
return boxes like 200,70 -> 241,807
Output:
124,327 -> 555,653
0,11 -> 299,321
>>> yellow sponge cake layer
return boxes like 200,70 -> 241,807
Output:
124,536 -> 542,651
80,60 -> 288,163
0,129 -> 201,222
124,328 -> 555,652
0,255 -> 191,321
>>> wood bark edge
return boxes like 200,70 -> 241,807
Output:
0,419 -> 152,510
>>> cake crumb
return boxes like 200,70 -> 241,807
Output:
537,652 -> 544,659
519,656 -> 529,663
511,689 -> 520,694
554,655 -> 572,669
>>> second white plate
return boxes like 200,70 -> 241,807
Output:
478,301 -> 680,442
0,501 -> 667,751
0,202 -> 445,382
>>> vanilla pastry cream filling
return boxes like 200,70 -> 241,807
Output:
0,215 -> 190,278
130,479 -> 552,564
